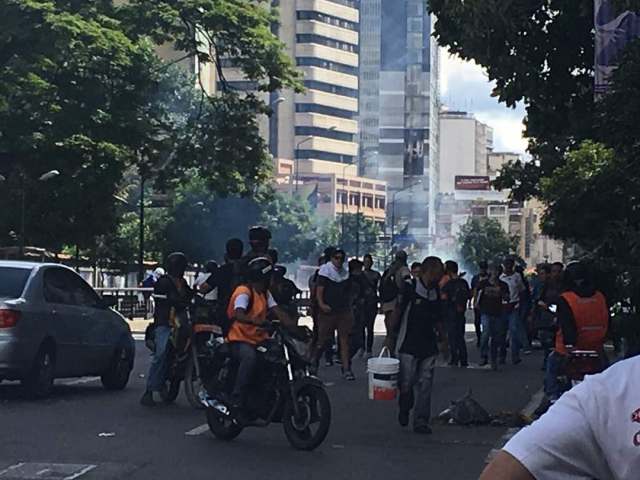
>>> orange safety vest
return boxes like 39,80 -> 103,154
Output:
555,291 -> 608,355
226,285 -> 269,345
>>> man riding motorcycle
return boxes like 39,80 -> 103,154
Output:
226,256 -> 292,413
543,261 -> 609,403
141,252 -> 193,406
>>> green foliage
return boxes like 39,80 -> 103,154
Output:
457,217 -> 518,268
317,214 -> 383,258
0,0 -> 300,255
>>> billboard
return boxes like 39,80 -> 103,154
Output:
454,176 -> 491,191
595,0 -> 640,94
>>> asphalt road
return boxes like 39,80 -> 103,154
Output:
0,337 -> 543,480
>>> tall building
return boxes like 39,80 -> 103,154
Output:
487,151 -> 520,179
267,0 -> 360,169
359,0 -> 440,249
438,111 -> 493,194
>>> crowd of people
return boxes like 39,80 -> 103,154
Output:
138,225 -> 614,441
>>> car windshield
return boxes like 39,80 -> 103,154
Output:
0,267 -> 32,298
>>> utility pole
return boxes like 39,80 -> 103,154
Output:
138,168 -> 146,285
356,197 -> 361,258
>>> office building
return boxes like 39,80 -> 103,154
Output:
439,111 -> 494,193
358,0 -> 440,248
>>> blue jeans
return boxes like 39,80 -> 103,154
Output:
480,314 -> 506,363
544,351 -> 564,401
146,325 -> 171,392
502,309 -> 522,361
230,341 -> 258,406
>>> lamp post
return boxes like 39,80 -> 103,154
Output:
19,170 -> 61,257
390,180 -> 422,251
294,126 -> 338,194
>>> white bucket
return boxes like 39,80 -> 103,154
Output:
367,348 -> 400,401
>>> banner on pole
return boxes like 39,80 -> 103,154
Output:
595,0 -> 640,95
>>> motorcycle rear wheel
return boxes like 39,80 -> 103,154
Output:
206,409 -> 243,441
283,384 -> 331,451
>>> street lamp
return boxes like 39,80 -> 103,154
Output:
20,169 -> 62,257
270,96 -> 285,107
294,126 -> 338,194
390,180 -> 422,250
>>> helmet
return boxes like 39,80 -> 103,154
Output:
248,226 -> 271,244
153,267 -> 165,278
166,252 -> 188,277
246,257 -> 274,284
564,261 -> 590,287
204,260 -> 218,274
395,250 -> 408,263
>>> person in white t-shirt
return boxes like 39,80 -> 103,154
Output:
480,356 -> 640,480
500,258 -> 526,364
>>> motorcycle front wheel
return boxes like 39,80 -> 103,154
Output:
283,384 -> 331,451
206,409 -> 243,441
184,355 -> 205,409
160,378 -> 181,403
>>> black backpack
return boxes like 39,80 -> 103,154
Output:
379,269 -> 399,303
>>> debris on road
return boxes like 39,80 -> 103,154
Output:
436,390 -> 491,426
98,432 -> 116,437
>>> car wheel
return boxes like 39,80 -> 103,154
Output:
22,345 -> 56,399
101,346 -> 132,391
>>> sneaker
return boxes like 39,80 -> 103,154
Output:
523,349 -> 533,355
413,425 -> 433,435
335,358 -> 343,365
398,410 -> 410,427
140,391 -> 155,407
342,370 -> 356,381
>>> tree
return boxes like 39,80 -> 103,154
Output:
429,0 -> 596,200
0,0 -> 301,254
317,214 -> 383,259
457,218 -> 518,268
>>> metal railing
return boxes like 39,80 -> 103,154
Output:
95,287 -> 154,320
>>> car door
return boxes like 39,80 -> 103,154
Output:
42,267 -> 86,377
67,275 -> 114,374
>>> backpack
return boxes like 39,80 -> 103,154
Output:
379,269 -> 399,303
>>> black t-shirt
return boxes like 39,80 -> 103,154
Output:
471,272 -> 488,292
216,261 -> 243,312
317,275 -> 351,313
362,269 -> 381,302
154,275 -> 193,327
477,278 -> 510,316
441,277 -> 471,313
400,280 -> 441,359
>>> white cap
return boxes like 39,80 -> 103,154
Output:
153,267 -> 165,277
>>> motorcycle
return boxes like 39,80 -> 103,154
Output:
201,322 -> 332,451
160,296 -> 225,408
558,349 -> 604,392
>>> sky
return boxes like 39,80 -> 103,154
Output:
440,52 -> 529,155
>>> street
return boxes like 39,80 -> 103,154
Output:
0,330 -> 543,480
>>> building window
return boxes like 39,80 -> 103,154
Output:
295,127 -> 354,143
349,180 -> 362,188
296,103 -> 356,119
363,195 -> 374,208
217,80 -> 258,91
324,0 -> 360,9
375,196 -> 386,209
296,11 -> 359,31
337,190 -> 348,204
349,194 -> 360,206
296,34 -> 359,53
296,57 -> 358,76
363,183 -> 373,189
296,150 -> 355,164
304,80 -> 358,99
488,205 -> 507,217
375,185 -> 386,192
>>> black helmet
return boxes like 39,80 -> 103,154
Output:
204,260 -> 218,274
249,226 -> 271,243
166,252 -> 188,277
246,257 -> 274,283
565,261 -> 590,287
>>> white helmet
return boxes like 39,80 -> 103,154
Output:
153,267 -> 165,278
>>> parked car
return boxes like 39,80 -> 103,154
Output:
0,261 -> 135,398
